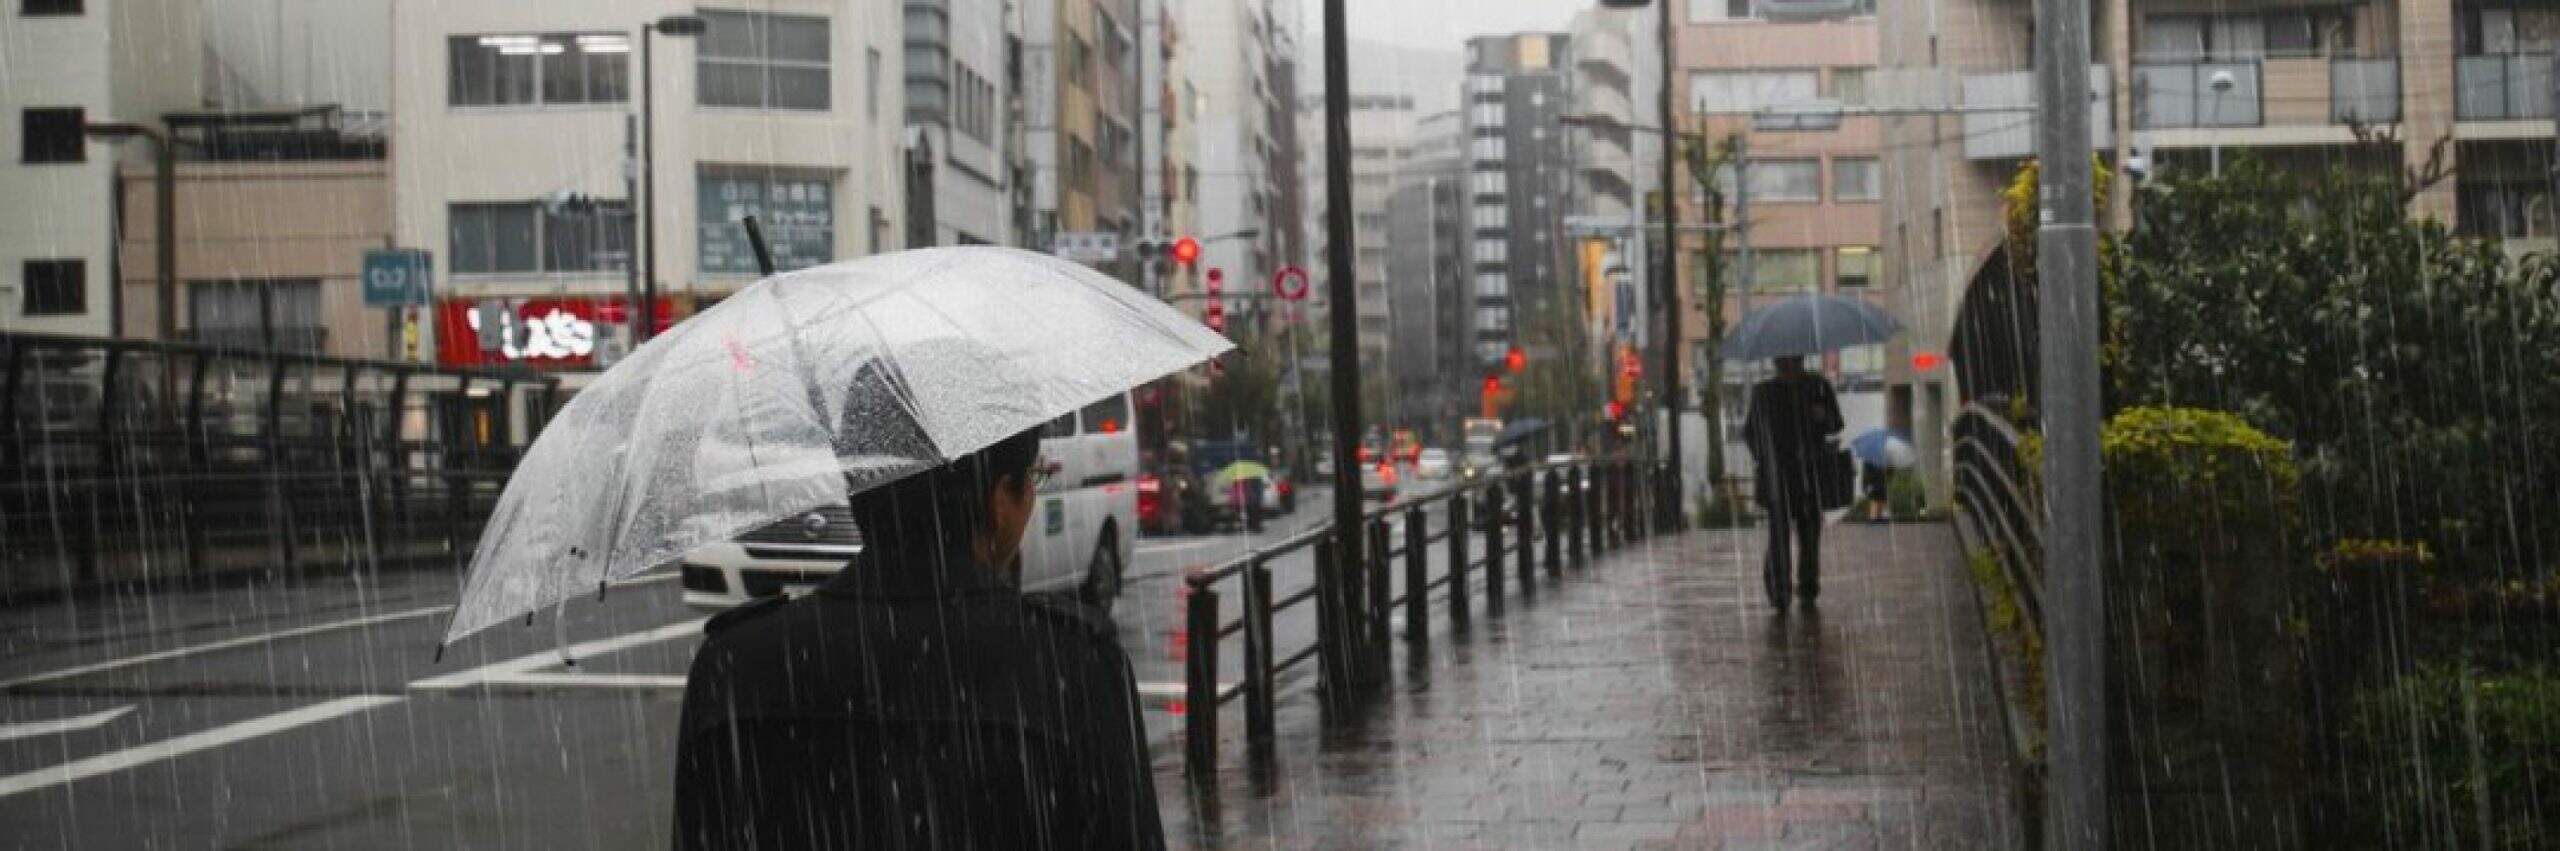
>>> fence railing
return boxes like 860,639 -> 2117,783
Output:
1950,403 -> 2044,635
1,332 -> 555,599
1175,457 -> 1653,781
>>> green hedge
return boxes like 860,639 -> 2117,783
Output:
2341,665 -> 2560,850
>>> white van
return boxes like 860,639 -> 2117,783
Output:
679,392 -> 1140,614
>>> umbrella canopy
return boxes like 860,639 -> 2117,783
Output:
1847,428 -> 1917,469
443,247 -> 1231,644
1720,294 -> 1903,360
1210,460 -> 1272,485
1494,417 -> 1552,448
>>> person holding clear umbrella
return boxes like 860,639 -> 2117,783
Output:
426,248 -> 1226,851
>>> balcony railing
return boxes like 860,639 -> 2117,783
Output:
2132,61 -> 2262,129
2456,52 -> 2553,120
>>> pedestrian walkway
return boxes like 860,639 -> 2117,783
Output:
1158,521 -> 2023,850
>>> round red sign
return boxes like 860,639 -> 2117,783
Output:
1271,266 -> 1310,301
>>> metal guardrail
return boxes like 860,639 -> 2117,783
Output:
2,332 -> 555,599
1175,457 -> 1654,781
1951,402 -> 2045,635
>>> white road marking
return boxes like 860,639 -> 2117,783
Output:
409,619 -> 706,692
474,672 -> 690,690
0,695 -> 401,799
0,604 -> 455,690
0,706 -> 134,742
1135,680 -> 1242,705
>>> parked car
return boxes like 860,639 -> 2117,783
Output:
1360,459 -> 1400,503
683,391 -> 1140,615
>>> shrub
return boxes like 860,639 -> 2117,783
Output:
1886,469 -> 1928,520
2340,664 -> 2560,850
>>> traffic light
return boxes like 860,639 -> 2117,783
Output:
1204,268 -> 1226,334
1171,236 -> 1200,266
1606,400 -> 1626,421
1505,345 -> 1526,374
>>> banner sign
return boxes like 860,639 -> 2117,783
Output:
435,296 -> 673,368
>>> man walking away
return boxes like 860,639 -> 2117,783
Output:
1744,355 -> 1844,610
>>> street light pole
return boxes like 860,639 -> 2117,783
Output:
638,15 -> 705,343
1318,0 -> 1374,701
1654,0 -> 1684,530
2033,0 -> 2108,841
86,122 -> 175,342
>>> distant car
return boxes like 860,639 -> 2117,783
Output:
1360,460 -> 1400,502
1414,448 -> 1455,482
1544,452 -> 1584,466
1137,472 -> 1171,534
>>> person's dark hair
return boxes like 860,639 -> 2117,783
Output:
847,428 -> 1041,553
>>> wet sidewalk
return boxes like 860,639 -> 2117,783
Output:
1160,521 -> 2023,850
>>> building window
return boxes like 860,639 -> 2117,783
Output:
21,107 -> 82,163
1747,159 -> 1822,202
1837,246 -> 1876,288
1826,68 -> 1871,106
1472,202 -> 1507,229
699,10 -> 831,110
1476,271 -> 1509,298
867,47 -> 881,118
20,259 -> 83,316
1064,34 -> 1092,88
449,33 -> 629,107
699,170 -> 837,273
188,279 -> 324,351
1730,248 -> 1820,293
1727,0 -> 1753,19
21,0 -> 79,15
1474,239 -> 1506,264
449,200 -> 631,275
2457,181 -> 2553,239
1832,157 -> 1881,201
1689,69 -> 1817,115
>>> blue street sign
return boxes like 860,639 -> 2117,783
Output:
363,249 -> 433,307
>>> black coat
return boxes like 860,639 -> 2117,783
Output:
671,541 -> 1165,851
1743,372 -> 1845,509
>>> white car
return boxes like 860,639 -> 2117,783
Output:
1414,448 -> 1455,481
681,392 -> 1141,614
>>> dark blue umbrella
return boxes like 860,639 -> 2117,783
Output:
1720,293 -> 1902,360
1847,428 -> 1916,468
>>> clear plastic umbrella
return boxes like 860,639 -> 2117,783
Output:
441,247 -> 1230,644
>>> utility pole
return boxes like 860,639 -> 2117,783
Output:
1733,131 -> 1750,339
623,114 -> 643,347
1318,0 -> 1374,703
2034,0 -> 2107,842
1654,0 -> 1684,530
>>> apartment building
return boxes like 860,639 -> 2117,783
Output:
2,0 -> 202,337
1462,33 -> 1578,370
1383,147 -> 1465,437
392,0 -> 904,379
1880,0 -> 2550,502
1179,0 -> 1289,326
1565,6 -> 1656,425
904,0 -> 1015,247
1020,0 -> 1141,270
1296,41 -> 1462,372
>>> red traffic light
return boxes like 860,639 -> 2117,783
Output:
1606,400 -> 1625,420
1205,267 -> 1224,295
1481,375 -> 1502,398
1504,345 -> 1526,374
1171,236 -> 1200,265
1913,351 -> 1944,371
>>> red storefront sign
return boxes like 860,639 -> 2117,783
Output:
435,296 -> 674,368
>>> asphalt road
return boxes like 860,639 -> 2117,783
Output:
0,485 -> 1497,848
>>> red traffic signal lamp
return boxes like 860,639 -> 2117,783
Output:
1481,374 -> 1502,399
1606,400 -> 1626,420
1504,345 -> 1526,374
1912,351 -> 1944,372
1171,236 -> 1200,266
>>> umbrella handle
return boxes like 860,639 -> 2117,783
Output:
743,215 -> 777,276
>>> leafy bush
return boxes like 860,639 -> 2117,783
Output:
2340,664 -> 2560,850
1887,469 -> 1928,520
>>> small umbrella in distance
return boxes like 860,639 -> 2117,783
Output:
1209,460 -> 1272,487
1720,293 -> 1903,360
1847,428 -> 1918,469
440,246 -> 1231,646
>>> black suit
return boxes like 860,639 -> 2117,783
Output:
1744,372 -> 1843,606
672,542 -> 1165,850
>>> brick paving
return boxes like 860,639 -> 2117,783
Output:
1158,521 -> 2023,850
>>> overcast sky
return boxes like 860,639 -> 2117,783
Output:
1289,0 -> 1596,53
